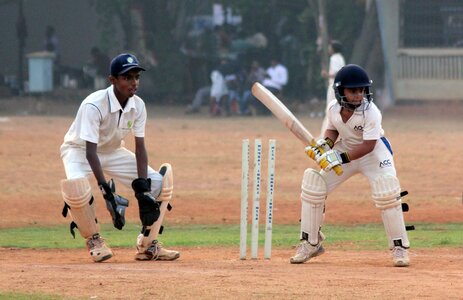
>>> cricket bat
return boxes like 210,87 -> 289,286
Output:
251,82 -> 343,175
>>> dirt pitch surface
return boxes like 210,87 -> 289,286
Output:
0,98 -> 462,299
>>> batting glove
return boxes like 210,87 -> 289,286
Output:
319,149 -> 351,172
305,137 -> 335,161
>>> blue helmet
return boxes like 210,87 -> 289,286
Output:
333,64 -> 373,111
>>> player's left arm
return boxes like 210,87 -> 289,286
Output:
135,136 -> 148,179
343,139 -> 377,162
132,100 -> 148,178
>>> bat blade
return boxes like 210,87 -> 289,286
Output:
251,82 -> 314,146
251,82 -> 343,175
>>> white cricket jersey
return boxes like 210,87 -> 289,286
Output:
326,100 -> 384,151
262,64 -> 288,91
62,85 -> 147,153
327,53 -> 345,100
329,53 -> 345,78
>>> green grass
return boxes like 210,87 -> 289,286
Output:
0,292 -> 64,300
0,222 -> 461,250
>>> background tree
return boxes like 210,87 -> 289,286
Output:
90,0 -> 370,104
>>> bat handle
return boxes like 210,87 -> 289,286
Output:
318,158 -> 344,176
309,141 -> 343,175
333,165 -> 343,176
313,145 -> 344,176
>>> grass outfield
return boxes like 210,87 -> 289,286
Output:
0,223 -> 461,250
0,294 -> 62,300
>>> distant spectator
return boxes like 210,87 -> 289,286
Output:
320,40 -> 345,137
239,60 -> 266,115
43,25 -> 60,86
90,47 -> 110,90
224,60 -> 244,116
209,59 -> 229,116
251,58 -> 288,115
185,85 -> 211,114
213,25 -> 231,58
43,25 -> 59,62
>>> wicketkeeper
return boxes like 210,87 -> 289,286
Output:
60,53 -> 179,262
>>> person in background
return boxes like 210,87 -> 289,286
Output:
239,60 -> 266,115
90,47 -> 110,90
320,40 -> 345,136
185,85 -> 211,114
43,25 -> 60,86
250,58 -> 288,115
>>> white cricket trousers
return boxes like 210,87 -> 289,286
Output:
320,137 -> 397,192
60,144 -> 163,195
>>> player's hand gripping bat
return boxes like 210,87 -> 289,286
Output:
251,82 -> 343,175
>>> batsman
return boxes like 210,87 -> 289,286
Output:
291,64 -> 411,267
60,53 -> 179,262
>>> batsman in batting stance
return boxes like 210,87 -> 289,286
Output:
60,53 -> 179,262
290,64 -> 410,267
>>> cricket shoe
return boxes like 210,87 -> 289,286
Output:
392,246 -> 410,267
86,233 -> 113,263
290,240 -> 325,264
135,240 -> 180,261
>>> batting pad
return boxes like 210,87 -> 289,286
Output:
137,163 -> 174,252
300,168 -> 327,245
61,177 -> 99,239
371,175 -> 410,248
157,163 -> 173,202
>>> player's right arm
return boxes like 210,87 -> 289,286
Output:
86,141 -> 128,230
86,141 -> 106,184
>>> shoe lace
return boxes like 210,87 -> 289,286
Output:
295,241 -> 310,255
87,234 -> 104,249
392,246 -> 406,258
146,240 -> 160,259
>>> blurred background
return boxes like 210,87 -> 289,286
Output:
0,0 -> 462,109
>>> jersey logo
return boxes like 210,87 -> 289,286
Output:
379,159 -> 392,168
354,125 -> 364,131
127,120 -> 133,129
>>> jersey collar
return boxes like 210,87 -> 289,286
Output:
108,85 -> 137,113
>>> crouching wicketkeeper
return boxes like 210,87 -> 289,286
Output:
59,53 -> 179,262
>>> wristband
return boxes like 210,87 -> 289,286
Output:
340,152 -> 351,164
324,137 -> 334,148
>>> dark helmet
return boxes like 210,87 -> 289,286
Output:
333,64 -> 373,111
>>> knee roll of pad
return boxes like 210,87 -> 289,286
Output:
371,174 -> 402,210
158,163 -> 173,202
301,168 -> 327,205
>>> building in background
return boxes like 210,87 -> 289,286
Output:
0,0 -> 123,94
377,0 -> 463,103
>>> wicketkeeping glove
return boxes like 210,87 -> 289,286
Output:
99,179 -> 129,230
131,178 -> 161,226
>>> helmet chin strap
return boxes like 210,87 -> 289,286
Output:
339,97 -> 371,111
